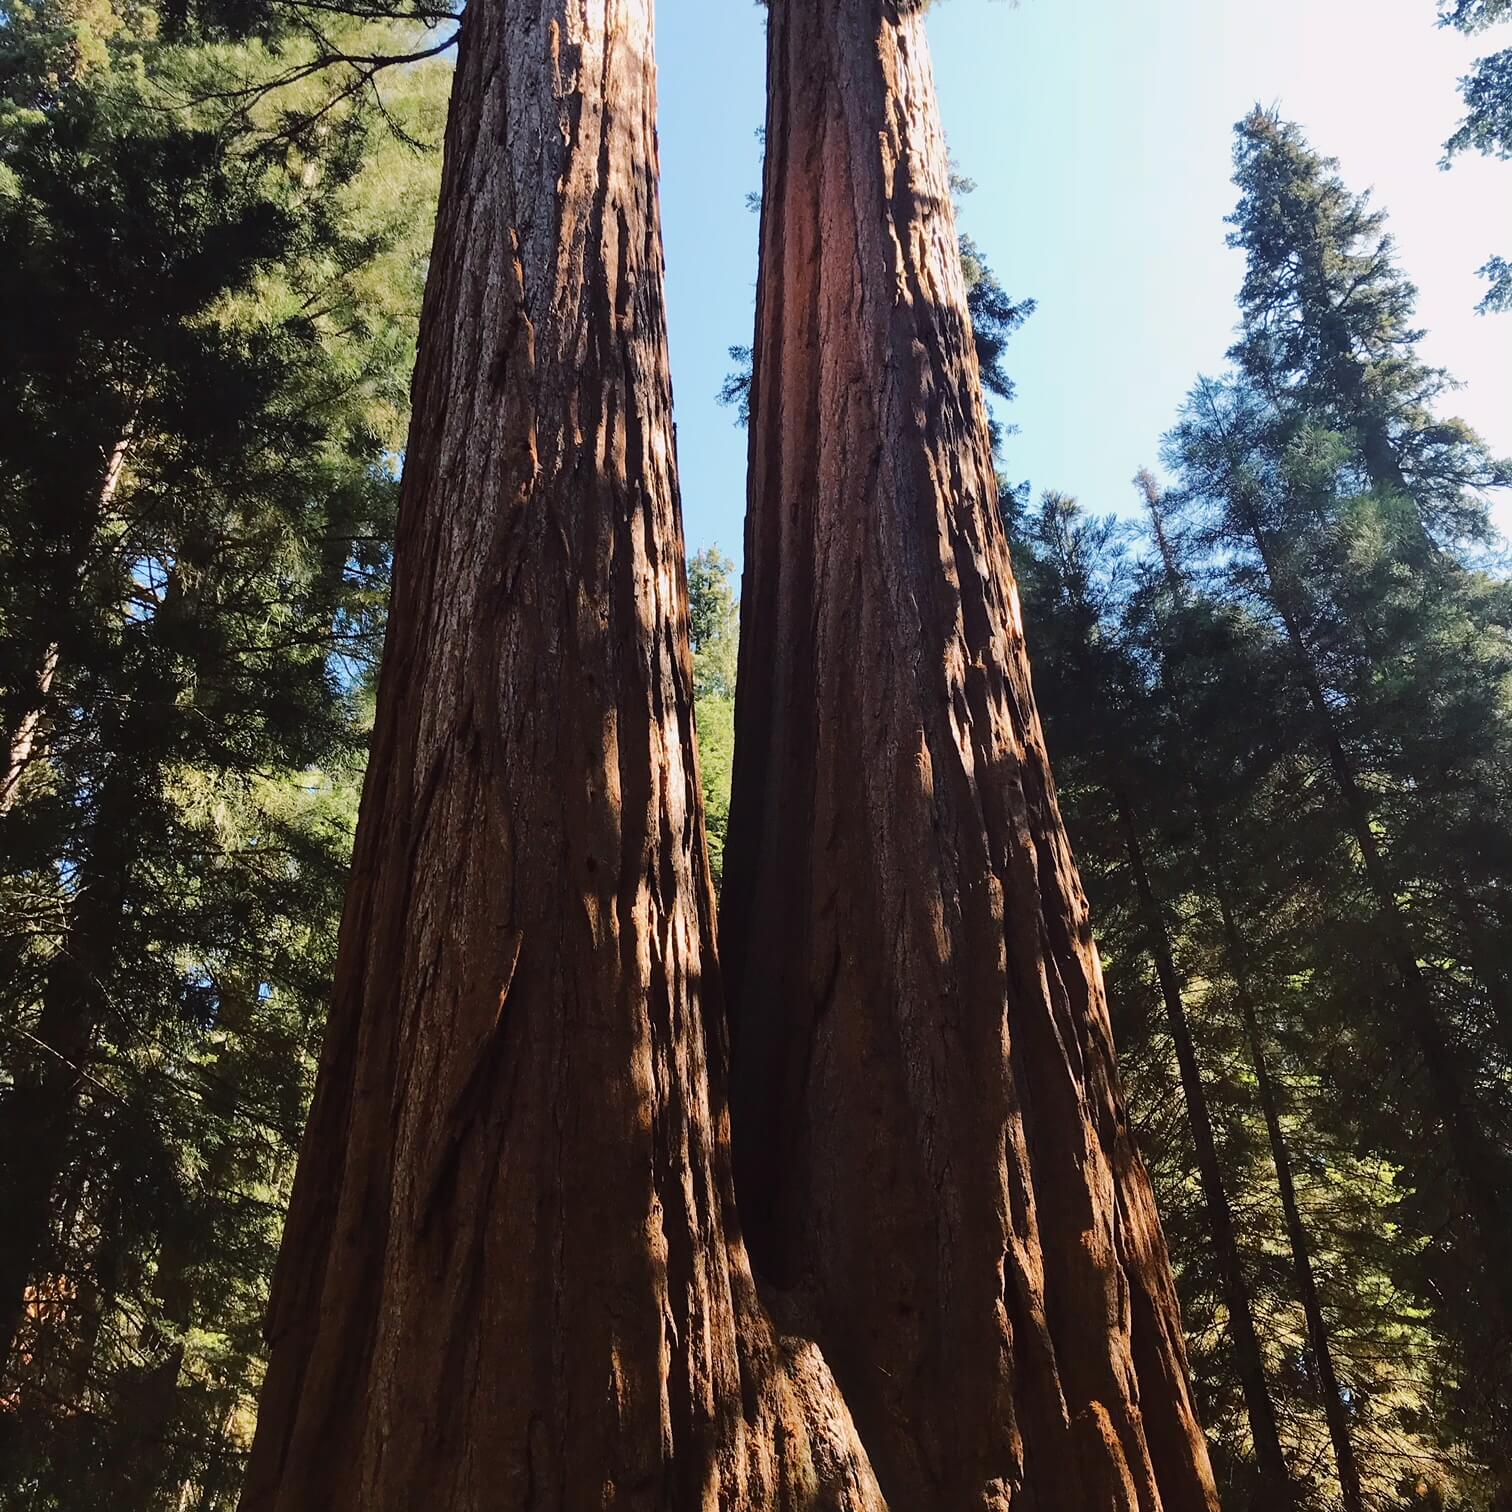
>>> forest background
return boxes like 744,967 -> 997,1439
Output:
3,0 -> 1512,1506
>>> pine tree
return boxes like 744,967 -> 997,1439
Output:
1014,491 -> 1302,1510
1161,370 -> 1512,1503
1229,109 -> 1509,532
1224,123 -> 1512,1348
1133,474 -> 1368,1512
1007,461 -> 1504,1506
0,0 -> 449,1498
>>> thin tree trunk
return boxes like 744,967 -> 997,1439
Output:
1114,794 -> 1294,1510
1203,872 -> 1366,1512
0,767 -> 135,1369
1,643 -> 59,815
1,429 -> 130,816
722,4 -> 1219,1508
238,3 -> 884,1507
1140,481 -> 1365,1512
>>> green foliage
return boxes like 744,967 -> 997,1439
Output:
1439,0 -> 1512,310
0,0 -> 448,1500
1446,44 -> 1512,159
1229,108 -> 1509,533
688,547 -> 739,884
689,546 -> 740,700
1007,109 -> 1512,1510
1440,0 -> 1512,37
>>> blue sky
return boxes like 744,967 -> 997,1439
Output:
654,0 -> 1512,562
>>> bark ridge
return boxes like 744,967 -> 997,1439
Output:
239,3 -> 885,1506
722,5 -> 1221,1509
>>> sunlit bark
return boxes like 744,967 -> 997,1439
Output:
723,3 -> 1221,1507
239,2 -> 885,1507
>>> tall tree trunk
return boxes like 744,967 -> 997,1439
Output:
1114,795 -> 1294,1510
238,3 -> 884,1508
1203,873 -> 1366,1512
1141,482 -> 1365,1512
722,5 -> 1219,1508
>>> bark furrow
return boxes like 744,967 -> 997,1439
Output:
723,5 -> 1220,1509
240,3 -> 885,1506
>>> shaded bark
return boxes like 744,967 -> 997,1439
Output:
1114,796 -> 1294,1510
722,4 -> 1220,1508
238,2 -> 885,1507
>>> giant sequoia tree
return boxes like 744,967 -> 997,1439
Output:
720,3 -> 1218,1508
239,1 -> 886,1506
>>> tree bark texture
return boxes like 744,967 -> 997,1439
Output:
239,3 -> 884,1508
721,4 -> 1221,1509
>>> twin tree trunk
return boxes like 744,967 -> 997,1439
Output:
243,0 -> 1216,1507
721,3 -> 1217,1509
240,1 -> 882,1506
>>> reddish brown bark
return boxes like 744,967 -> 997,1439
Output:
721,4 -> 1220,1509
238,2 -> 884,1507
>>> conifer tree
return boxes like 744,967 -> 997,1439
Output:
1161,370 -> 1512,1503
1229,109 -> 1508,530
0,0 -> 449,1498
1439,0 -> 1512,308
1009,464 -> 1503,1506
1132,474 -> 1366,1512
1018,493 -> 1298,1510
